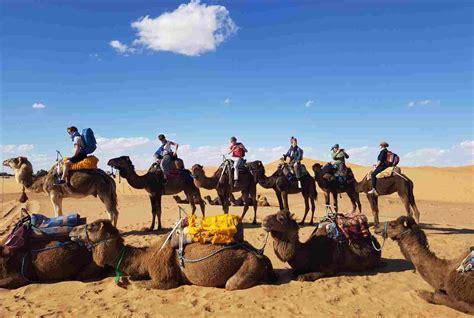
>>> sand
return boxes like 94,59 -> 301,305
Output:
0,162 -> 473,317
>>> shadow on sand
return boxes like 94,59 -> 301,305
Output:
121,227 -> 173,237
420,223 -> 474,235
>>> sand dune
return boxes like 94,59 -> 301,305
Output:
0,161 -> 473,317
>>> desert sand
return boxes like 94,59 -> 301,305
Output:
0,160 -> 473,317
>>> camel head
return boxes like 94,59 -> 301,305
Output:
247,160 -> 265,182
107,156 -> 133,173
312,163 -> 323,174
375,216 -> 421,241
190,164 -> 205,178
262,210 -> 298,236
3,156 -> 31,171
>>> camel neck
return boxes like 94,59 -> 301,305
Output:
120,166 -> 149,189
271,230 -> 300,263
398,231 -> 448,290
98,242 -> 149,278
195,169 -> 219,189
258,171 -> 276,189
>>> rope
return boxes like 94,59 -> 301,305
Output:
371,222 -> 387,252
180,244 -> 241,264
114,247 -> 126,284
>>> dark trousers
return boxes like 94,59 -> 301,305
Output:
371,164 -> 388,189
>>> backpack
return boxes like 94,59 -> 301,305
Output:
4,213 -> 32,253
386,151 -> 400,167
81,128 -> 97,154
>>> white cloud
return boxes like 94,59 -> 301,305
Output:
304,100 -> 314,108
95,137 -> 151,152
223,98 -> 231,105
89,53 -> 102,61
109,40 -> 136,55
112,0 -> 237,57
346,146 -> 379,166
407,99 -> 440,107
402,141 -> 474,166
32,102 -> 46,109
1,144 -> 35,155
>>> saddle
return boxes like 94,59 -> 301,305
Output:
4,209 -> 86,254
280,162 -> 308,181
63,155 -> 99,171
320,212 -> 371,244
322,163 -> 354,187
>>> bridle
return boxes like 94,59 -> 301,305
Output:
373,221 -> 412,252
72,223 -> 116,251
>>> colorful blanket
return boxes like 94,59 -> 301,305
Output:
30,213 -> 86,239
64,156 -> 99,170
335,213 -> 370,243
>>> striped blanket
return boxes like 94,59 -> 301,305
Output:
30,213 -> 86,239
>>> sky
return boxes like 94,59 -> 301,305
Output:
1,0 -> 473,171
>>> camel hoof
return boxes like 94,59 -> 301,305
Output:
309,221 -> 314,226
252,220 -> 257,225
18,192 -> 28,203
299,221 -> 305,226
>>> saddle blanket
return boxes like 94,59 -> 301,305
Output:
457,251 -> 474,273
336,212 -> 370,242
30,213 -> 86,238
366,166 -> 402,180
64,156 -> 99,170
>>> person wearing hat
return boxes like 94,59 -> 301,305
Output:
331,144 -> 349,183
283,137 -> 304,188
154,134 -> 179,179
368,141 -> 390,195
228,136 -> 247,187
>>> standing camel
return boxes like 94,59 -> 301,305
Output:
355,170 -> 421,225
247,161 -> 317,225
312,163 -> 361,213
3,157 -> 119,226
190,163 -> 258,224
107,156 -> 205,231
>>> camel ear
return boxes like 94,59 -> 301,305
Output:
290,213 -> 295,220
401,216 -> 415,228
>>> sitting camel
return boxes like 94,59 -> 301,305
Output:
3,157 -> 119,226
108,156 -> 205,231
247,161 -> 317,225
191,163 -> 258,224
69,219 -> 276,290
375,216 -> 473,314
312,163 -> 361,213
0,238 -> 102,289
262,210 -> 381,281
355,169 -> 421,225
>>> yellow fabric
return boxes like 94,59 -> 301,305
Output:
376,166 -> 395,178
186,214 -> 242,245
64,155 -> 99,170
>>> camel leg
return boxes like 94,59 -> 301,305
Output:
50,192 -> 63,217
309,195 -> 316,225
399,192 -> 413,219
218,191 -> 230,214
355,192 -> 362,213
417,290 -> 474,315
240,191 -> 250,221
282,191 -> 289,210
0,274 -> 29,289
155,194 -> 163,230
324,192 -> 330,210
185,191 -> 197,216
332,191 -> 338,213
148,195 -> 157,231
296,272 -> 327,282
250,186 -> 258,224
98,190 -> 119,227
225,255 -> 266,291
347,189 -> 358,213
275,191 -> 284,210
409,192 -> 421,224
194,190 -> 206,218
367,194 -> 379,225
300,195 -> 309,226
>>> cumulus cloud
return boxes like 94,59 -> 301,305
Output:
112,0 -> 237,57
304,100 -> 314,108
109,40 -> 136,55
32,102 -> 46,109
1,144 -> 35,155
407,99 -> 440,107
95,137 -> 151,153
223,98 -> 231,105
402,140 -> 474,166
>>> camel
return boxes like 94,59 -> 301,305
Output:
107,156 -> 205,231
247,161 -> 317,225
69,219 -> 276,290
312,163 -> 361,213
355,170 -> 421,225
191,163 -> 259,224
375,216 -> 473,314
3,157 -> 119,226
0,238 -> 102,289
262,210 -> 381,281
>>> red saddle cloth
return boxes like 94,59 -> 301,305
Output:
167,170 -> 182,181
336,213 -> 370,242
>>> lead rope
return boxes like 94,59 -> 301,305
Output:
371,222 -> 387,252
114,247 -> 126,284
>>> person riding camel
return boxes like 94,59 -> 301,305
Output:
368,141 -> 390,196
331,144 -> 349,184
154,134 -> 179,180
228,136 -> 247,187
55,126 -> 95,185
283,137 -> 303,189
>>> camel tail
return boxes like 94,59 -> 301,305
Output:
406,176 -> 421,223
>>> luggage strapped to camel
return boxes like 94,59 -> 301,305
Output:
161,207 -> 269,268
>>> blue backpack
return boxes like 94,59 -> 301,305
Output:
81,128 -> 97,154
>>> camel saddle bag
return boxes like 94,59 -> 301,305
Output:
335,213 -> 370,243
185,214 -> 244,245
4,214 -> 32,253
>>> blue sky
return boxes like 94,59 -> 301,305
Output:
1,0 -> 473,169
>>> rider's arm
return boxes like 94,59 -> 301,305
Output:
73,144 -> 81,156
241,144 -> 248,153
344,151 -> 349,159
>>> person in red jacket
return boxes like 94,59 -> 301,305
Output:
228,136 -> 247,187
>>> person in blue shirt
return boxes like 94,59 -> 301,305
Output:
283,137 -> 303,188
368,141 -> 389,196
154,134 -> 179,179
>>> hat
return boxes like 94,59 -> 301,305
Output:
380,141 -> 389,148
331,144 -> 339,150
